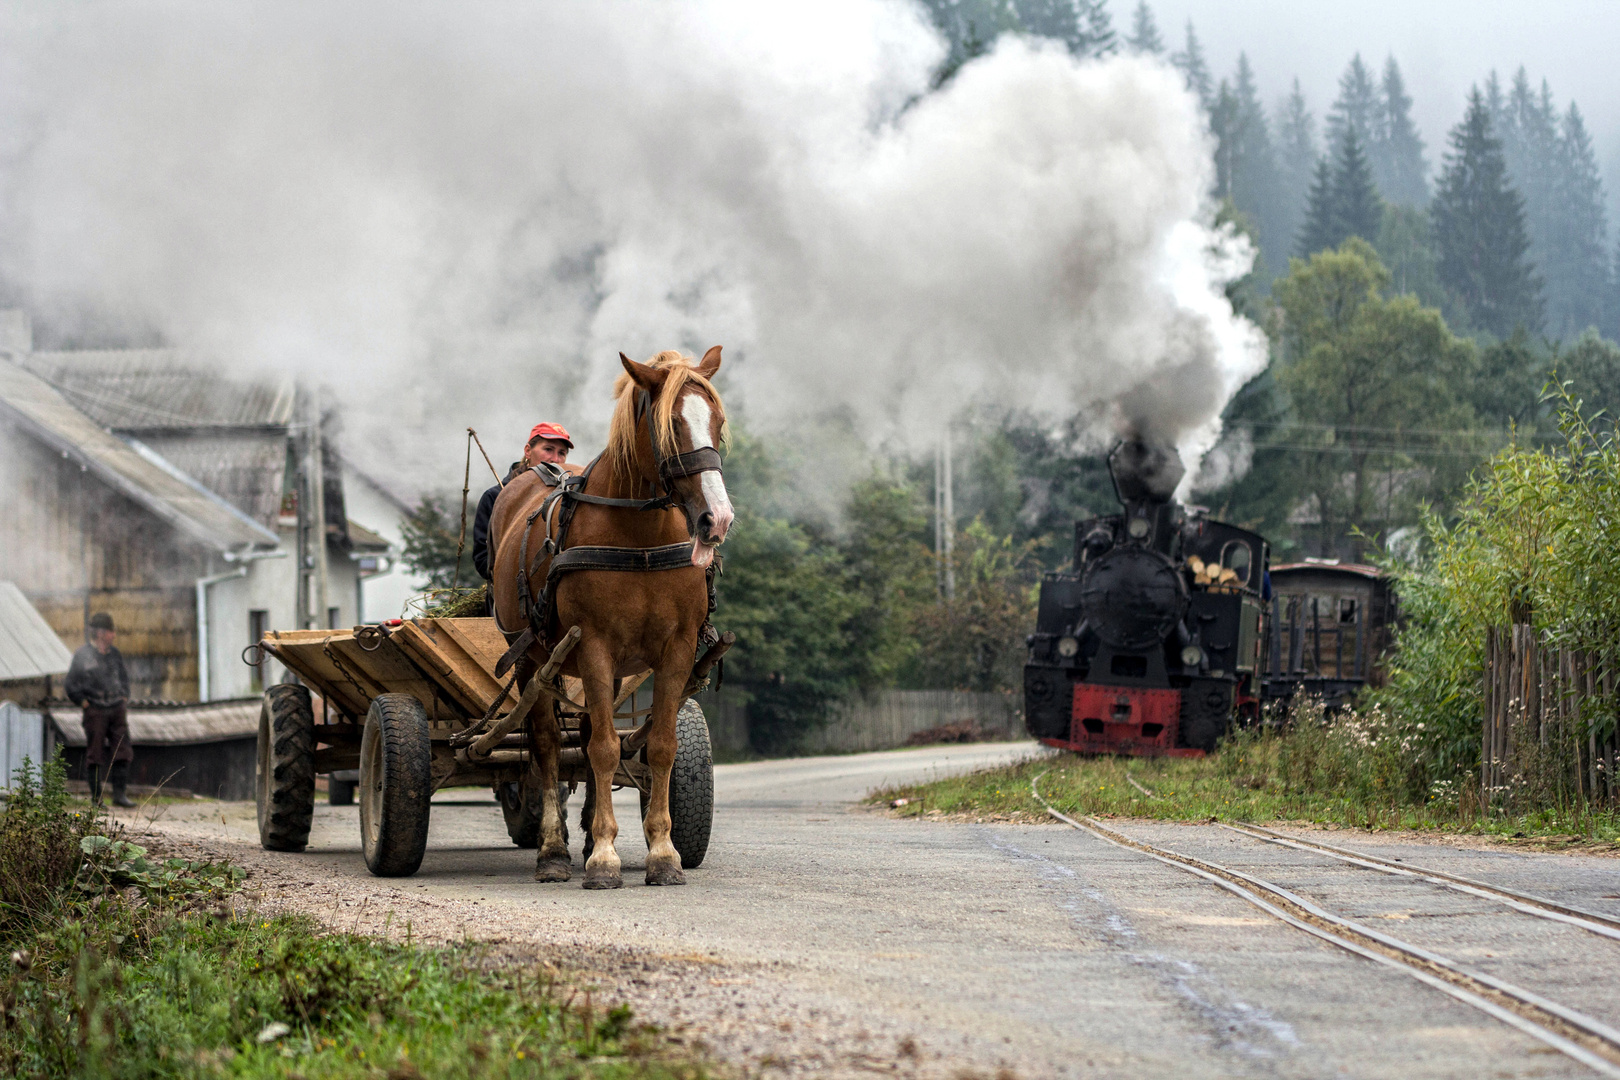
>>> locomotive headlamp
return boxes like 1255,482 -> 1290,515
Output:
1181,645 -> 1204,667
1056,636 -> 1080,658
1127,517 -> 1150,539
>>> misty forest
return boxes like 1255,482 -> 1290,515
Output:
407,4 -> 1620,761
401,0 -> 1620,764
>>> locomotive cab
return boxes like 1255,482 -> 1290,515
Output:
1024,440 -> 1269,757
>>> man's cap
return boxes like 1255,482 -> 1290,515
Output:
528,422 -> 573,448
89,612 -> 115,632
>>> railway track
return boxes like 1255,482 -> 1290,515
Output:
1030,773 -> 1620,1078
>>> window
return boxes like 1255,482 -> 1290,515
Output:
327,606 -> 342,630
248,610 -> 270,691
1220,541 -> 1252,585
1339,597 -> 1358,624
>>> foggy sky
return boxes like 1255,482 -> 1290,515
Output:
1150,0 -> 1620,220
0,2 -> 1265,504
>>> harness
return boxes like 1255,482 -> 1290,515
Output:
495,388 -> 724,678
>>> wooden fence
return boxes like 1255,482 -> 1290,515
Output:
1482,625 -> 1617,805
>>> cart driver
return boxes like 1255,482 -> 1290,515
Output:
472,422 -> 573,583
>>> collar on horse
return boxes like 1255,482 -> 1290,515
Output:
497,387 -> 724,676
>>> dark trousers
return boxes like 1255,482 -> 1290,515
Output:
81,703 -> 134,767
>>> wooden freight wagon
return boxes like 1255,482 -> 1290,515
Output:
1261,561 -> 1397,711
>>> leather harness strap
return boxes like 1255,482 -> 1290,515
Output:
502,384 -> 725,652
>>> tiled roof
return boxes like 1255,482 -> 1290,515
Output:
20,349 -> 296,430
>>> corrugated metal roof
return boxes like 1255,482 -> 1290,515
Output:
0,358 -> 280,552
51,699 -> 258,745
0,581 -> 74,681
138,432 -> 288,525
20,349 -> 296,430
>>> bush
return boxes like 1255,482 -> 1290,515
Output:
1369,384 -> 1620,802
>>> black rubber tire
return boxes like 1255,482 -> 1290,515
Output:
500,781 -> 540,848
328,779 -> 356,806
256,685 -> 315,852
359,694 -> 433,877
640,699 -> 714,869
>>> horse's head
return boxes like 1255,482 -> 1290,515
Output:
617,346 -> 734,568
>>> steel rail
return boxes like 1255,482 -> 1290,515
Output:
1029,774 -> 1620,1078
1221,822 -> 1620,943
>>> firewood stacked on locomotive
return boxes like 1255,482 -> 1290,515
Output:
1023,440 -> 1269,757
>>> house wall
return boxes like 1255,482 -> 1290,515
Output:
342,464 -> 428,623
200,531 -> 362,701
0,427 -> 214,700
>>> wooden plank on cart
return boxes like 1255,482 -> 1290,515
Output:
390,619 -> 513,717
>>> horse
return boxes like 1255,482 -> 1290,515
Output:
488,347 -> 733,888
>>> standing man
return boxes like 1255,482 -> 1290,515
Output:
64,612 -> 135,807
472,422 -> 573,583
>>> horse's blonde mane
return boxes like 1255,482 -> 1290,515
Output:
605,350 -> 728,483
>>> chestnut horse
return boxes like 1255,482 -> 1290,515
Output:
489,348 -> 733,888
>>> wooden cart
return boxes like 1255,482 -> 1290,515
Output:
252,617 -> 713,878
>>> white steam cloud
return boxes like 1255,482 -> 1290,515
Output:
0,1 -> 1264,495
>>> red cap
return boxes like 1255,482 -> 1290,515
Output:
527,422 -> 573,448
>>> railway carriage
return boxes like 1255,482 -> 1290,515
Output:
1261,561 -> 1396,712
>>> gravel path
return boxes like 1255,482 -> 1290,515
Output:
126,743 -> 1620,1079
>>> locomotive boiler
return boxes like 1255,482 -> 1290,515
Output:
1023,440 -> 1269,756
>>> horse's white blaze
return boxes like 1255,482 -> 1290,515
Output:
680,391 -> 734,553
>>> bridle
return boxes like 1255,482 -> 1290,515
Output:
496,382 -> 726,673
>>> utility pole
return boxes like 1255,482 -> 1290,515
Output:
935,427 -> 955,601
300,384 -> 330,629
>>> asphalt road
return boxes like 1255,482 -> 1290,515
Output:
142,743 -> 1620,1078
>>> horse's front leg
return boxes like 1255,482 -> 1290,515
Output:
577,640 -> 623,889
643,643 -> 697,886
531,699 -> 570,882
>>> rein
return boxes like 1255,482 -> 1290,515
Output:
496,385 -> 724,675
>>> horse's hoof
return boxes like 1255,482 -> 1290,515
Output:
645,865 -> 686,887
582,871 -> 623,890
534,858 -> 571,883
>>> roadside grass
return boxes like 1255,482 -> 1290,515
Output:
873,723 -> 1620,846
2,757 -> 714,1080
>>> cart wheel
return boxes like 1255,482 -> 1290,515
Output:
639,699 -> 714,869
256,685 -> 315,852
499,781 -> 539,848
329,779 -> 356,806
359,694 -> 433,877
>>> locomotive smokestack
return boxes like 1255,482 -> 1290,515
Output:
1108,439 -> 1184,505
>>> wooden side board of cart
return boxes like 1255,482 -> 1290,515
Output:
251,617 -> 714,878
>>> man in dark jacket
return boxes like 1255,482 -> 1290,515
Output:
472,422 -> 573,583
64,612 -> 135,807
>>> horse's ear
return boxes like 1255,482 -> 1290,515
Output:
620,352 -> 665,390
696,345 -> 722,379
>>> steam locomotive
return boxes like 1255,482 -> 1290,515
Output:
1023,440 -> 1269,756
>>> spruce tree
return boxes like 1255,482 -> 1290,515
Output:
1221,56 -> 1286,277
1297,156 -> 1338,257
1432,88 -> 1544,338
1125,1 -> 1164,54
1013,0 -> 1116,57
1544,103 -> 1610,337
1326,55 -> 1379,149
1170,21 -> 1212,109
1276,80 -> 1318,265
1332,126 -> 1383,245
1374,57 -> 1428,206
